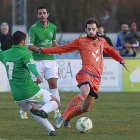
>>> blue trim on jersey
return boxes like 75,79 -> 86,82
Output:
97,37 -> 103,69
78,81 -> 90,87
79,71 -> 101,78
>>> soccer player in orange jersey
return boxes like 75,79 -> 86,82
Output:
39,18 -> 129,129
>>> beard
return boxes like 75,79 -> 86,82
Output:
122,30 -> 128,34
40,20 -> 46,24
87,34 -> 97,40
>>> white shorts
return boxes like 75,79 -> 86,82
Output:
15,89 -> 52,112
31,60 -> 58,81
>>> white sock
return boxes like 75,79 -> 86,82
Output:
50,88 -> 60,113
20,109 -> 23,112
32,114 -> 55,132
50,88 -> 60,102
40,101 -> 58,113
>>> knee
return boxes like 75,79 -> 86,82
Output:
50,95 -> 61,109
79,92 -> 88,100
48,79 -> 57,89
57,102 -> 61,109
54,99 -> 61,109
49,83 -> 57,89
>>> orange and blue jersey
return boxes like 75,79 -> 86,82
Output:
43,36 -> 124,78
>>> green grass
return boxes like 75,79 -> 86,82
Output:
136,53 -> 140,58
0,92 -> 140,140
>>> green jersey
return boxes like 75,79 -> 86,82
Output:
27,21 -> 57,60
0,49 -> 4,63
3,45 -> 40,101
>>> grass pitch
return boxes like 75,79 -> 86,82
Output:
0,92 -> 140,140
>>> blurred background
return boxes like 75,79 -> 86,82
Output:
0,0 -> 140,56
1,0 -> 140,32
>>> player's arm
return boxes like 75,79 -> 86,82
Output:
104,41 -> 129,72
27,28 -> 41,53
28,45 -> 42,54
52,40 -> 58,47
0,51 -> 4,64
52,25 -> 58,47
42,39 -> 79,54
27,64 -> 43,83
23,54 -> 43,83
28,45 -> 39,52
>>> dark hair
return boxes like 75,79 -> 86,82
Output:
85,18 -> 99,28
98,24 -> 103,28
37,5 -> 48,14
12,31 -> 26,45
122,22 -> 129,26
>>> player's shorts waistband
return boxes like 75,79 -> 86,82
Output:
79,71 -> 101,78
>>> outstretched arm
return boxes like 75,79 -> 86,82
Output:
120,61 -> 129,72
42,39 -> 79,54
104,41 -> 129,72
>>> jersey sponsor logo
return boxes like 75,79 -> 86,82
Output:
50,32 -> 53,37
73,101 -> 78,106
92,49 -> 99,62
30,58 -> 35,64
41,39 -> 52,45
93,43 -> 97,47
85,40 -> 90,44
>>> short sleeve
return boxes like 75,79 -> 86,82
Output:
22,53 -> 35,66
27,27 -> 35,46
0,51 -> 4,64
52,26 -> 57,41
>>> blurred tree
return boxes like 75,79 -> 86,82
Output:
1,0 -> 140,33
0,0 -> 12,34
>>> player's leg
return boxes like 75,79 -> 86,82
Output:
55,84 -> 90,129
48,78 -> 61,119
64,95 -> 95,129
32,115 -> 57,136
31,89 -> 60,136
64,91 -> 97,128
80,76 -> 99,113
19,61 -> 44,119
64,105 -> 83,128
31,103 -> 56,136
30,104 -> 48,118
81,94 -> 96,112
45,60 -> 61,119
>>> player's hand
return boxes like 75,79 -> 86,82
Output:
41,48 -> 51,55
36,76 -> 43,84
36,47 -> 43,54
120,61 -> 129,72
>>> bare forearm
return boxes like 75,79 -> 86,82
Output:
52,40 -> 58,47
28,45 -> 39,52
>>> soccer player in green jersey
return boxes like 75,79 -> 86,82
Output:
1,31 -> 60,136
27,5 -> 61,119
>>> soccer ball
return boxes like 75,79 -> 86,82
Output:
76,117 -> 93,133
